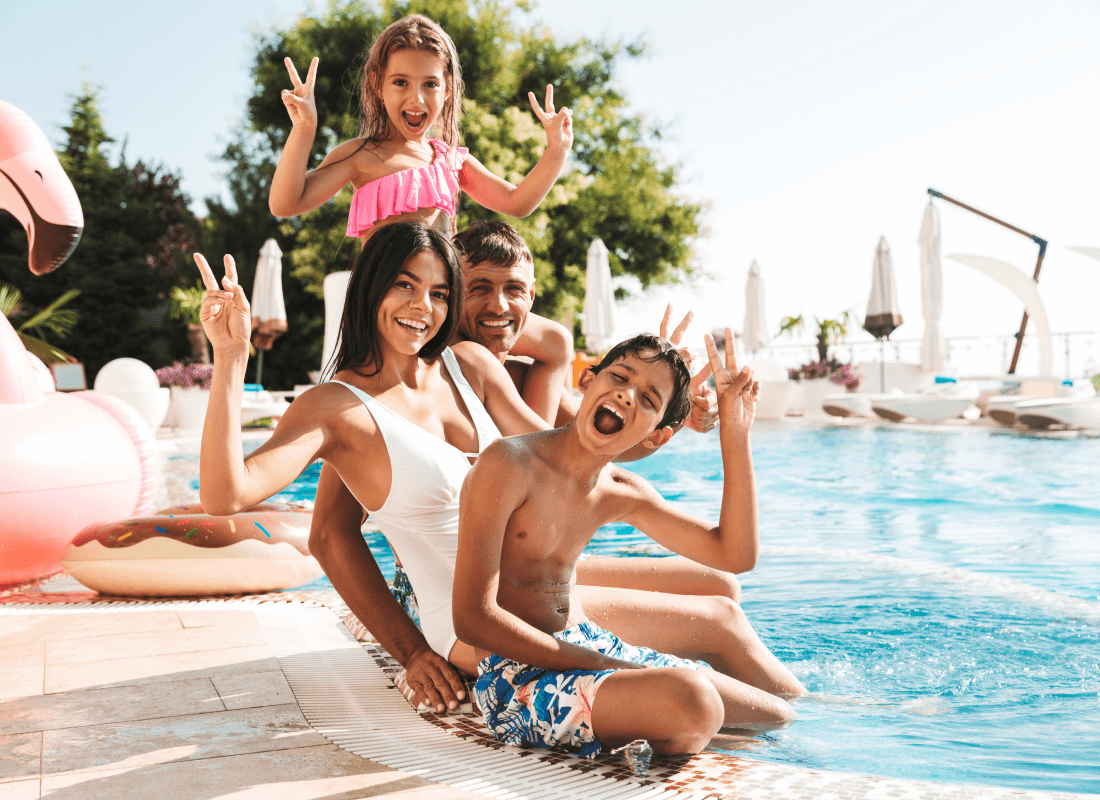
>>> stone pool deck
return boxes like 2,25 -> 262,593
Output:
0,426 -> 1094,800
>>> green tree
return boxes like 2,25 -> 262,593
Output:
210,0 -> 700,353
0,88 -> 199,379
197,128 -> 325,389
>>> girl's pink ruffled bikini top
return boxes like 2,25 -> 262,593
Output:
345,139 -> 468,237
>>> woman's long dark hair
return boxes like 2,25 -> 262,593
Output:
327,222 -> 463,378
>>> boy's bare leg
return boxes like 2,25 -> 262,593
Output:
576,554 -> 741,602
577,584 -> 805,696
590,667 -> 793,756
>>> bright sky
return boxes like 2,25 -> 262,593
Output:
7,0 -> 1100,376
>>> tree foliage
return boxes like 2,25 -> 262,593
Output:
0,88 -> 199,379
203,0 -> 700,368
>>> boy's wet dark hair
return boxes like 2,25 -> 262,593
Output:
452,220 -> 533,272
591,334 -> 692,430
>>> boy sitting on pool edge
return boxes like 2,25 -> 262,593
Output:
453,331 -> 800,758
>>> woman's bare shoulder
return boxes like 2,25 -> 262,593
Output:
292,382 -> 375,428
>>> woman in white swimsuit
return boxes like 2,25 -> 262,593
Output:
196,221 -> 803,715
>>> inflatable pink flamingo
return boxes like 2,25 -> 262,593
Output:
0,100 -> 158,587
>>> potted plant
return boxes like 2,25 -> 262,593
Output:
778,313 -> 863,415
156,360 -> 214,431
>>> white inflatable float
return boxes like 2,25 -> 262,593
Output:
62,502 -> 323,596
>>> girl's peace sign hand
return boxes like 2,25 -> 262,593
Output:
281,56 -> 319,129
528,84 -> 573,154
705,327 -> 759,434
194,253 -> 251,353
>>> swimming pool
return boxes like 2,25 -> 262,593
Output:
260,422 -> 1100,794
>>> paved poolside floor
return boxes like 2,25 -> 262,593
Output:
2,426 -> 1096,800
0,601 -> 491,800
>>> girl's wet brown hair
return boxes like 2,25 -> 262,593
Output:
327,221 -> 463,379
359,14 -> 463,148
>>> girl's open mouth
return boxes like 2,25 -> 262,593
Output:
402,111 -> 427,130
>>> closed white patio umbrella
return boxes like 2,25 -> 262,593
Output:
742,260 -> 770,354
863,236 -> 903,391
583,238 -> 615,353
918,203 -> 946,373
250,238 -> 288,387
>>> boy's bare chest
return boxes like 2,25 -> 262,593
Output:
507,473 -> 626,561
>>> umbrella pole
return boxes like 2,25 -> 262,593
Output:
255,349 -> 264,389
880,340 -> 886,392
927,189 -> 1048,374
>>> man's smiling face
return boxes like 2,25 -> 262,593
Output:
459,258 -> 535,357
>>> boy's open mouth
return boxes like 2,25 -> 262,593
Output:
594,403 -> 625,435
403,111 -> 427,130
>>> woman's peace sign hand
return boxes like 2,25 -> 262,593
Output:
194,253 -> 251,354
705,327 -> 759,434
281,56 -> 319,129
528,84 -> 573,154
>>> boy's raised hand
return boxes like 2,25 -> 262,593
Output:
194,253 -> 251,353
281,56 -> 319,129
528,84 -> 573,154
705,327 -> 758,433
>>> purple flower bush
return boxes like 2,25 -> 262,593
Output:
788,357 -> 863,391
156,361 -> 214,390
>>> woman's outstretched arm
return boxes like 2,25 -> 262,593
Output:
195,253 -> 329,515
309,463 -> 468,712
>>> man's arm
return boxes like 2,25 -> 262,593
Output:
451,342 -> 550,436
505,314 -> 573,424
309,463 -> 467,712
452,442 -> 641,672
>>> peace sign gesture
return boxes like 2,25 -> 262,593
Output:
281,56 -> 319,129
705,327 -> 758,434
527,84 -> 573,154
194,253 -> 251,354
659,304 -> 718,433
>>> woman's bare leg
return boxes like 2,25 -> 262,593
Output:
577,584 -> 805,696
576,555 -> 741,602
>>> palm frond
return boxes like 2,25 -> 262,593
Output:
17,331 -> 76,366
0,282 -> 23,318
19,289 -> 82,339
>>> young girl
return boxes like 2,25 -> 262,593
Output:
269,13 -> 572,421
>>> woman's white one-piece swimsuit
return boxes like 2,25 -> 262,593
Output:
329,347 -> 501,658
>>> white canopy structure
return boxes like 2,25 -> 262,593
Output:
945,254 -> 1053,376
583,238 -> 615,352
864,236 -> 903,340
250,239 -> 288,350
1068,246 -> 1100,262
249,238 -> 288,387
742,260 -> 770,354
918,202 -> 946,372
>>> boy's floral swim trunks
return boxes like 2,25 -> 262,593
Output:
474,620 -> 708,758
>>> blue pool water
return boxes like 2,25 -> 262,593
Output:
248,422 -> 1100,793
